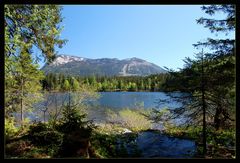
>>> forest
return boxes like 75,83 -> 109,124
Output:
41,73 -> 169,92
4,5 -> 235,159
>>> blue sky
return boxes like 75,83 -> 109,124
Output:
40,5 -> 234,70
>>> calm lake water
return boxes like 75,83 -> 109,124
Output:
117,131 -> 196,158
91,92 -> 183,110
27,91 -> 187,123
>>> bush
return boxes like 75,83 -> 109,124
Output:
56,105 -> 95,157
118,109 -> 152,132
5,117 -> 18,141
28,122 -> 48,136
57,106 -> 93,134
91,132 -> 118,158
212,129 -> 235,147
28,122 -> 63,148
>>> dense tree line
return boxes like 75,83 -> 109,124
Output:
41,73 -> 170,92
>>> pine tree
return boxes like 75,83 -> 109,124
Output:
11,44 -> 44,125
147,78 -> 152,91
157,5 -> 235,157
194,5 -> 235,130
62,79 -> 70,91
140,80 -> 145,91
72,77 -> 80,91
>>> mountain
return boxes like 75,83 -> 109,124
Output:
41,54 -> 167,76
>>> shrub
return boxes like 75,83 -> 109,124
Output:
28,122 -> 63,149
91,132 -> 118,158
118,109 -> 152,132
28,122 -> 48,136
57,105 -> 92,134
56,105 -> 95,157
5,117 -> 18,141
105,109 -> 119,124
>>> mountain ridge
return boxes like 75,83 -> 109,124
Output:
41,54 -> 167,76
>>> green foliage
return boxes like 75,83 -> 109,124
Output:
23,147 -> 50,158
28,122 -> 64,149
55,101 -> 95,157
5,4 -> 66,122
147,107 -> 171,123
5,117 -> 19,140
161,6 -> 235,146
42,73 -> 169,92
91,132 -> 118,158
58,106 -> 90,134
163,124 -> 235,151
5,45 -> 44,122
28,122 -> 48,135
20,101 -> 96,158
194,5 -> 235,131
91,127 -> 140,158
163,125 -> 202,140
104,108 -> 152,132
94,123 -> 126,135
62,79 -> 70,91
118,109 -> 152,132
72,77 -> 80,91
5,5 -> 66,61
211,129 -> 235,147
196,5 -> 235,34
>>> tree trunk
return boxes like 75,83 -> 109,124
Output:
20,78 -> 24,126
43,110 -> 46,123
20,96 -> 24,123
201,49 -> 207,157
214,107 -> 221,130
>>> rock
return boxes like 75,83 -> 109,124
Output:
122,128 -> 132,134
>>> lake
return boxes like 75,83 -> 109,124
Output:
28,91 -> 188,124
86,91 -> 187,125
90,92 -> 183,110
117,131 -> 196,158
27,91 -> 189,130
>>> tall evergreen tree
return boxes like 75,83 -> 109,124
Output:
5,5 -> 66,122
194,5 -> 235,130
157,5 -> 235,157
72,77 -> 80,91
62,79 -> 70,91
9,44 -> 44,124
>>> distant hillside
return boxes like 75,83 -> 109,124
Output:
41,54 -> 167,76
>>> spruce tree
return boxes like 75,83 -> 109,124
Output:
194,5 -> 235,130
72,77 -> 80,91
11,44 -> 44,125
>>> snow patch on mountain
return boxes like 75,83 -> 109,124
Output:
51,55 -> 85,66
